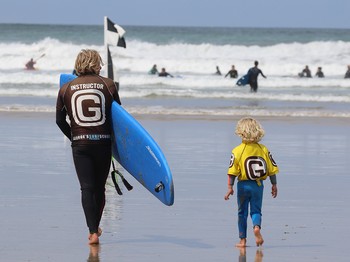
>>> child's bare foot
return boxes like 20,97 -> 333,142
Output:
88,233 -> 99,245
237,246 -> 246,258
235,238 -> 247,247
255,248 -> 264,262
254,226 -> 264,246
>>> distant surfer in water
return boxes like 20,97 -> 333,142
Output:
225,65 -> 238,78
148,64 -> 159,75
25,58 -> 36,70
158,67 -> 174,77
215,66 -> 222,75
248,61 -> 266,92
25,54 -> 45,70
298,65 -> 312,78
224,117 -> 279,247
315,67 -> 324,78
344,65 -> 350,78
56,49 -> 121,245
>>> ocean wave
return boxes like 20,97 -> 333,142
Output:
0,37 -> 349,106
1,38 -> 350,75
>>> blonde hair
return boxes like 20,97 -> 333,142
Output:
235,117 -> 265,143
74,49 -> 103,76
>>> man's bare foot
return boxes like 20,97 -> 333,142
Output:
88,228 -> 102,240
97,227 -> 102,237
254,226 -> 264,246
235,238 -> 247,247
88,233 -> 99,245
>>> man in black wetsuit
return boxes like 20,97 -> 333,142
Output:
56,49 -> 121,245
158,67 -> 174,77
248,61 -> 266,93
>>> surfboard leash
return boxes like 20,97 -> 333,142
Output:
111,160 -> 133,195
111,169 -> 123,195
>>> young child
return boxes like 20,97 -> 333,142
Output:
224,117 -> 279,247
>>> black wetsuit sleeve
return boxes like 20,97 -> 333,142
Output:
260,69 -> 266,78
269,174 -> 277,185
56,109 -> 71,141
228,175 -> 236,186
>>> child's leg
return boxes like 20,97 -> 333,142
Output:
250,182 -> 264,246
237,182 -> 250,244
250,183 -> 263,228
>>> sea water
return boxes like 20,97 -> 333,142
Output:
0,23 -> 349,117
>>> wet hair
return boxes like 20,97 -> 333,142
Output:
74,49 -> 103,76
235,117 -> 265,143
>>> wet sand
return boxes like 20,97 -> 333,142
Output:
0,112 -> 349,261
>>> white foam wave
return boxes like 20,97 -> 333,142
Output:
1,104 -> 349,118
1,38 -> 350,75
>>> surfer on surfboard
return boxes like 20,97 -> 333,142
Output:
25,54 -> 45,70
25,58 -> 36,70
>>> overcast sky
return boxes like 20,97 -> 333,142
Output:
1,0 -> 349,29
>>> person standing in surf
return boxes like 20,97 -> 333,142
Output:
224,117 -> 279,247
225,65 -> 238,78
248,61 -> 266,92
299,65 -> 312,78
215,66 -> 222,75
56,49 -> 121,245
148,64 -> 159,75
344,65 -> 350,78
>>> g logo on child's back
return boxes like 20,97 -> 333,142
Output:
244,156 -> 267,180
71,89 -> 106,127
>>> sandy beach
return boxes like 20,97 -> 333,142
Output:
1,111 -> 349,262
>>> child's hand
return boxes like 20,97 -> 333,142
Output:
224,187 -> 234,200
271,184 -> 278,198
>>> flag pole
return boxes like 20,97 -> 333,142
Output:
104,16 -> 108,78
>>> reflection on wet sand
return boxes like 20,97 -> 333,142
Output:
238,247 -> 263,262
88,245 -> 101,262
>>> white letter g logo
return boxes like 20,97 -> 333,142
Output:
71,89 -> 106,126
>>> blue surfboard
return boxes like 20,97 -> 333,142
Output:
236,73 -> 250,86
59,73 -> 174,206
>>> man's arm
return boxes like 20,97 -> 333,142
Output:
56,109 -> 71,141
